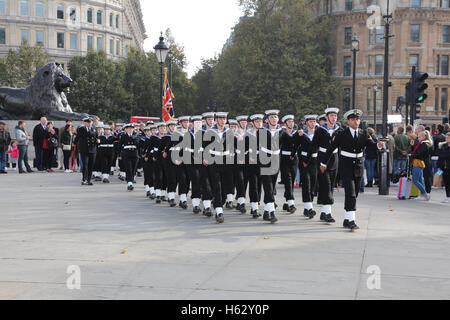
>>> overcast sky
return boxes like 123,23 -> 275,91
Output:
141,0 -> 243,78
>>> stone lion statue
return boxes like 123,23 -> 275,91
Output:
0,62 -> 88,120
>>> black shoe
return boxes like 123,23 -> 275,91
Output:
303,209 -> 310,217
320,212 -> 327,221
263,211 -> 270,221
161,196 -> 167,202
94,176 -> 102,182
27,170 -> 34,173
269,212 -> 278,224
343,219 -> 350,228
179,201 -> 188,209
204,208 -> 212,217
283,203 -> 289,211
19,171 -> 27,174
137,172 -> 142,177
251,210 -> 261,219
118,176 -> 125,181
274,203 -> 278,209
110,171 -> 114,176
348,220 -> 360,231
103,178 -> 110,184
239,204 -> 247,214
216,213 -> 224,224
127,185 -> 134,191
87,181 -> 93,186
156,196 -> 161,204
81,181 -> 87,186
169,199 -> 176,207
193,206 -> 201,214
150,193 -> 156,200
288,206 -> 297,214
133,180 -> 137,184
225,201 -> 233,209
304,209 -> 316,219
146,191 -> 151,197
0,171 -> 7,174
325,214 -> 336,223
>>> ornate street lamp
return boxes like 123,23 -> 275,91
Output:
154,33 -> 169,113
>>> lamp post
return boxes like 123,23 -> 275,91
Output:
373,81 -> 378,131
351,33 -> 360,110
168,48 -> 173,90
154,32 -> 169,117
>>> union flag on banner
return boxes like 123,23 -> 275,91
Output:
162,67 -> 175,122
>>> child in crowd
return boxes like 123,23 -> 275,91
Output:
6,140 -> 19,171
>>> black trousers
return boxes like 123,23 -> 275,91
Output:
208,164 -> 233,208
317,168 -> 338,205
154,159 -> 167,190
246,165 -> 261,203
234,164 -> 247,199
261,169 -> 278,204
300,160 -> 318,203
123,154 -> 137,183
43,148 -> 54,170
143,160 -> 154,188
93,148 -> 102,172
444,169 -> 450,198
424,163 -> 432,194
281,156 -> 298,201
80,152 -> 96,182
34,146 -> 44,170
187,164 -> 202,199
200,164 -> 213,201
177,164 -> 189,195
63,150 -> 71,170
343,175 -> 362,212
100,150 -> 113,174
164,159 -> 178,193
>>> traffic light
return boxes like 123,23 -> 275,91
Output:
413,72 -> 428,103
415,104 -> 421,118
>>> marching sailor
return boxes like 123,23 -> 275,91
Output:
175,116 -> 191,210
186,116 -> 204,214
92,124 -> 104,181
141,125 -> 155,198
320,109 -> 384,231
308,107 -> 343,223
98,124 -> 116,184
118,123 -> 139,191
200,112 -> 216,217
162,120 -> 179,207
149,122 -> 168,203
280,114 -> 298,214
234,115 -> 249,214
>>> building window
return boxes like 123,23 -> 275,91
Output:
69,7 -> 76,21
435,88 -> 440,111
70,33 -> 77,50
20,0 -> 29,16
441,0 -> 450,8
87,35 -> 93,50
97,37 -> 103,51
375,55 -> 383,75
411,0 -> 421,7
57,4 -> 64,19
344,27 -> 352,45
409,54 -> 419,73
116,40 -> 120,55
20,29 -> 30,44
368,55 -> 373,75
35,30 -> 44,46
116,15 -> 120,28
97,10 -> 103,25
343,88 -> 351,111
369,26 -> 384,44
35,1 -> 44,18
344,56 -> 352,76
442,88 -> 448,111
441,55 -> 449,75
345,0 -> 353,11
125,45 -> 128,57
443,26 -> 450,43
367,88 -> 371,112
109,13 -> 113,27
57,32 -> 64,48
410,25 -> 420,42
0,0 -> 5,15
0,28 -> 6,45
87,8 -> 93,23
110,39 -> 114,54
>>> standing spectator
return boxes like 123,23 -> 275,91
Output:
432,125 -> 446,176
406,125 -> 416,142
444,123 -> 449,134
68,126 -> 78,172
60,121 -> 74,173
410,131 -> 432,201
6,140 -> 19,170
33,117 -> 48,171
42,122 -> 58,173
364,127 -> 379,188
438,132 -> 450,203
75,118 -> 99,185
393,127 -> 410,177
15,120 -> 33,174
0,121 -> 11,174
431,124 -> 438,136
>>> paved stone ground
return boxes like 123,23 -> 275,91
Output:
0,170 -> 449,300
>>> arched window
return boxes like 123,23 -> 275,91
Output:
0,0 -> 6,15
57,3 -> 64,19
116,14 -> 119,28
97,10 -> 102,25
35,1 -> 45,18
87,8 -> 93,23
69,6 -> 76,21
19,0 -> 29,16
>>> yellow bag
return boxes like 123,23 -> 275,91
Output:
433,173 -> 443,188
412,159 -> 426,168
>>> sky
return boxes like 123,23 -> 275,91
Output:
141,0 -> 243,78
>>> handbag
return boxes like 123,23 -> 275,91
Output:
48,137 -> 58,148
412,158 -> 426,168
62,144 -> 71,151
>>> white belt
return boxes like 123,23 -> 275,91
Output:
431,156 -> 439,161
281,151 -> 292,156
153,148 -> 159,151
169,147 -> 181,151
319,147 -> 338,154
235,150 -> 241,155
341,150 -> 363,158
261,147 -> 280,155
210,150 -> 230,156
99,144 -> 114,147
124,145 -> 137,150
184,148 -> 194,153
301,151 -> 318,158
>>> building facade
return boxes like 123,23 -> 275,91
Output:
314,0 -> 450,125
0,0 -> 147,68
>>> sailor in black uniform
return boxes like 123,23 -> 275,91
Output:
162,120 -> 179,207
149,122 -> 168,203
92,123 -> 104,181
308,107 -> 343,223
75,117 -> 99,186
234,115 -> 249,213
280,114 -> 298,214
175,116 -> 191,209
118,124 -> 139,191
185,116 -> 204,214
98,124 -> 116,183
292,114 -> 319,219
114,123 -> 126,181
199,112 -> 215,217
141,125 -> 153,197
321,109 -> 385,231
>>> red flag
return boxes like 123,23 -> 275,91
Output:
162,68 -> 175,122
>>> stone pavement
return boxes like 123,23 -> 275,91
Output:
0,171 -> 449,300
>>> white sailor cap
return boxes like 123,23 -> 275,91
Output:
143,126 -> 152,131
103,125 -> 111,130
96,124 -> 104,129
215,112 -> 228,118
265,109 -> 280,117
344,109 -> 363,120
191,115 -> 202,121
325,107 -> 340,115
304,114 -> 318,121
115,123 -> 124,127
250,114 -> 264,121
178,116 -> 191,122
282,115 -> 295,123
317,114 -> 327,121
202,112 -> 215,119
123,123 -> 133,129
236,115 -> 249,122
146,121 -> 154,126
149,124 -> 157,129
83,117 -> 92,123
167,120 -> 178,126
157,122 -> 167,127
228,119 -> 238,125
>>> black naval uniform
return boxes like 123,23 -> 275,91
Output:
233,129 -> 248,213
140,134 -> 155,198
280,127 -> 298,213
308,123 -> 343,223
323,126 -> 377,230
185,128 -> 203,214
148,133 -> 167,202
292,128 -> 318,218
199,127 -> 214,216
114,130 -> 126,180
174,130 -> 190,209
75,125 -> 98,185
118,132 -> 139,189
245,128 -> 262,218
161,131 -> 178,206
98,132 -> 116,182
